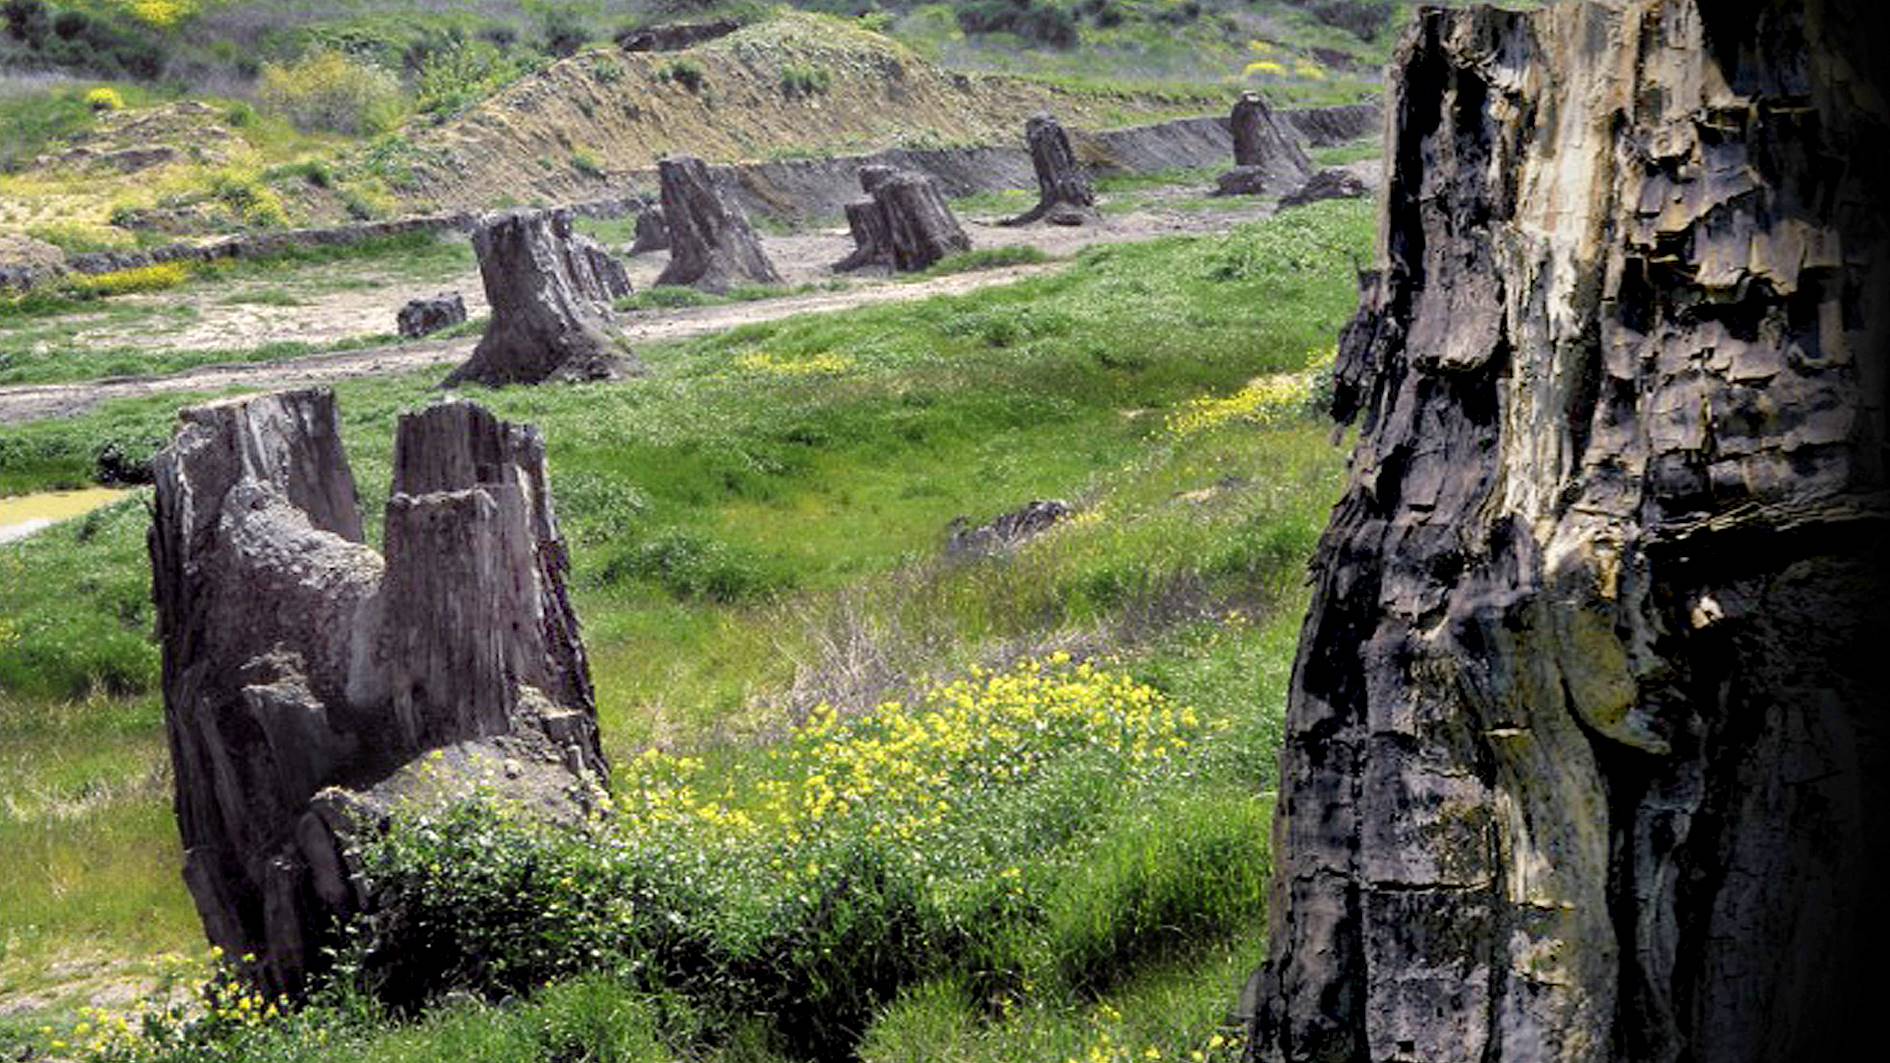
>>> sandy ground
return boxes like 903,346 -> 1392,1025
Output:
0,176 -> 1360,427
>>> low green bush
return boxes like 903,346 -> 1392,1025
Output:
260,48 -> 405,136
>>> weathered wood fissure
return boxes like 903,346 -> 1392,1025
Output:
1253,2 -> 1890,1060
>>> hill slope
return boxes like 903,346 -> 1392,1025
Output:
402,12 -> 1217,211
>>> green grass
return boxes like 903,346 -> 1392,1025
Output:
1311,138 -> 1382,167
0,231 -> 471,387
916,245 -> 1052,277
0,199 -> 1370,1056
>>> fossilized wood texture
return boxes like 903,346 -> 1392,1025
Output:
1216,91 -> 1314,197
836,166 -> 971,272
1000,113 -> 1098,227
396,292 -> 466,339
629,206 -> 670,254
150,389 -> 608,997
654,155 -> 783,292
444,209 -> 638,388
1254,3 -> 1890,1062
1277,168 -> 1368,210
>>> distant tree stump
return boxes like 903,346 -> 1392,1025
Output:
443,209 -> 639,388
396,292 -> 466,338
1213,91 -> 1313,197
653,156 -> 782,292
835,166 -> 971,272
150,389 -> 608,997
1000,113 -> 1098,227
629,206 -> 669,255
1278,167 -> 1369,208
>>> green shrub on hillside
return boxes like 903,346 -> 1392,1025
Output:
953,0 -> 1080,48
779,61 -> 832,98
656,57 -> 706,92
415,39 -> 532,120
259,48 -> 405,135
0,0 -> 166,79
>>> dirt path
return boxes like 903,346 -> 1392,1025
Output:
0,261 -> 1066,425
0,181 -> 1317,426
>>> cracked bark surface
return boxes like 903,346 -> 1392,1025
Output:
443,209 -> 638,388
150,389 -> 608,997
1253,2 -> 1890,1061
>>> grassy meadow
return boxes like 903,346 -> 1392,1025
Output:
0,198 -> 1370,1059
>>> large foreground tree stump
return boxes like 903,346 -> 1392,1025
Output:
1214,91 -> 1312,197
653,155 -> 782,292
1252,3 -> 1889,1061
999,113 -> 1097,227
150,389 -> 609,997
835,166 -> 970,272
444,209 -> 639,388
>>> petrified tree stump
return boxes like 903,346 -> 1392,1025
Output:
1000,113 -> 1097,227
836,166 -> 970,273
629,206 -> 669,255
1214,91 -> 1312,197
1253,3 -> 1889,1062
1275,167 -> 1367,209
396,292 -> 466,338
150,389 -> 609,997
653,155 -> 782,292
444,209 -> 639,388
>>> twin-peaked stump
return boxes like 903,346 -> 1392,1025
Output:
151,389 -> 607,997
836,164 -> 971,272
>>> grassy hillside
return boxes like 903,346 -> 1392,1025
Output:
1,1 -> 1398,242
0,198 -> 1372,1059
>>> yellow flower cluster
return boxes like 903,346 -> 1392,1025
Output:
41,947 -> 281,1060
1242,60 -> 1287,77
1062,1003 -> 1238,1063
84,87 -> 126,112
75,262 -> 191,298
1166,348 -> 1333,437
733,350 -> 856,377
123,0 -> 199,29
620,656 -> 1209,855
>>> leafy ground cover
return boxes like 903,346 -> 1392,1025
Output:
0,199 -> 1371,1059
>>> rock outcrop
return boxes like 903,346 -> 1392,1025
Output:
444,209 -> 639,388
1253,2 -> 1890,1061
1277,168 -> 1368,210
836,165 -> 971,272
1214,92 -> 1313,198
150,389 -> 608,998
396,292 -> 467,339
1000,114 -> 1097,227
947,499 -> 1073,556
653,155 -> 783,292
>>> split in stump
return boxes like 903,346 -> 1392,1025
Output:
835,166 -> 971,272
150,388 -> 608,997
